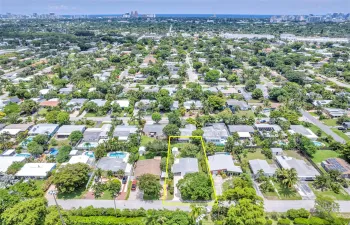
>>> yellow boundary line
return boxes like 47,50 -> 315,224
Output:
162,136 -> 217,205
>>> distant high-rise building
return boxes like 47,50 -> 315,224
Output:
307,16 -> 323,23
134,11 -> 139,18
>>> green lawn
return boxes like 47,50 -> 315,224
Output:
38,108 -> 48,116
309,112 -> 318,117
308,124 -> 328,138
85,112 -> 98,117
242,150 -> 273,164
308,183 -> 350,200
140,135 -> 155,146
99,190 -> 114,200
235,110 -> 255,118
283,150 -> 305,160
311,150 -> 341,163
322,119 -> 338,126
263,191 -> 280,200
331,129 -> 350,142
273,182 -> 302,200
57,187 -> 87,199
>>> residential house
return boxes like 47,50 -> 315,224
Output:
39,99 -> 60,108
172,158 -> 199,176
226,99 -> 250,112
28,124 -> 59,137
184,100 -> 203,110
56,125 -> 86,139
208,154 -> 242,175
66,98 -> 87,111
96,157 -> 132,176
0,124 -> 33,137
324,108 -> 347,118
90,99 -> 107,107
143,124 -> 166,138
321,158 -> 350,178
276,156 -> 320,181
78,124 -> 111,149
0,156 -> 27,174
134,157 -> 161,178
202,123 -> 229,145
68,155 -> 94,166
249,159 -> 276,178
254,124 -> 283,138
113,100 -> 130,109
16,163 -> 56,179
289,125 -> 318,141
113,125 -> 137,141
59,87 -> 73,95
135,100 -> 156,110
227,125 -> 255,139
179,124 -> 196,142
271,148 -> 283,156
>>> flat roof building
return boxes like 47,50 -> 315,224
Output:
172,158 -> 199,176
0,124 -> 33,136
249,159 -> 276,177
276,156 -> 320,181
134,158 -> 161,178
96,157 -> 132,176
321,158 -> 350,178
16,163 -> 56,179
56,125 -> 86,139
0,156 -> 26,174
289,125 -> 318,141
28,124 -> 59,137
208,154 -> 242,175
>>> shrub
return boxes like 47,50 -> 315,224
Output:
277,218 -> 291,225
294,218 -> 309,225
265,219 -> 273,225
308,217 -> 326,225
287,208 -> 310,220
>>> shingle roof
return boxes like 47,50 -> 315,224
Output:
134,158 -> 161,177
208,154 -> 242,173
172,158 -> 199,176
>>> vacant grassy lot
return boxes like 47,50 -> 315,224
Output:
241,150 -> 273,164
273,182 -> 302,200
312,150 -> 341,163
235,110 -> 255,118
322,119 -> 338,126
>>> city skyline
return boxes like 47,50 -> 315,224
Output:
1,0 -> 349,15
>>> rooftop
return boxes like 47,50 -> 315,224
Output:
276,156 -> 320,178
172,158 -> 199,176
208,154 -> 242,173
134,158 -> 161,177
249,159 -> 276,175
16,163 -> 56,177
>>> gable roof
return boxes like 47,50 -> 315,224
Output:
172,158 -> 199,176
208,154 -> 242,173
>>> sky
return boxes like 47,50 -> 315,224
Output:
0,0 -> 349,15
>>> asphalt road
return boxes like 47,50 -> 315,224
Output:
186,54 -> 198,82
300,110 -> 346,144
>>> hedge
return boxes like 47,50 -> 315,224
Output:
277,218 -> 291,225
70,216 -> 144,225
294,217 -> 310,225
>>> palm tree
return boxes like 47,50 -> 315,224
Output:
95,168 -> 103,182
276,168 -> 298,188
189,204 -> 203,222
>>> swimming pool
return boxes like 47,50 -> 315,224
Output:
20,137 -> 34,147
108,152 -> 127,159
15,153 -> 31,158
49,148 -> 59,156
312,141 -> 325,147
84,151 -> 95,158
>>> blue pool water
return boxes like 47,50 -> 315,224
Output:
84,151 -> 95,158
15,153 -> 31,158
21,137 -> 34,147
312,141 -> 324,147
108,152 -> 126,159
49,148 -> 59,156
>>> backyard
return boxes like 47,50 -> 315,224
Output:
241,150 -> 273,164
311,150 -> 341,163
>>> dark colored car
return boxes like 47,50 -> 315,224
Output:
338,126 -> 346,130
131,180 -> 137,191
122,176 -> 128,184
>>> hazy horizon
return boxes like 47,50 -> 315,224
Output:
1,0 -> 349,15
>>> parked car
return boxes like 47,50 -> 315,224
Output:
131,180 -> 137,191
338,126 -> 346,130
122,176 -> 128,184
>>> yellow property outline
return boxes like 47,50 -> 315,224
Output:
162,136 -> 217,205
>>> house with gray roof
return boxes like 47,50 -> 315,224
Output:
96,157 -> 133,176
28,124 -> 59,137
113,125 -> 137,141
179,124 -> 196,142
143,124 -> 166,138
90,99 -> 107,107
226,99 -> 250,111
59,87 -> 73,94
324,108 -> 347,118
289,125 -> 318,141
135,100 -> 156,110
208,154 -> 242,175
56,125 -> 86,139
172,158 -> 199,176
271,148 -> 283,156
66,98 -> 87,111
202,123 -> 229,145
249,159 -> 276,178
228,125 -> 255,139
276,155 -> 320,181
184,100 -> 203,110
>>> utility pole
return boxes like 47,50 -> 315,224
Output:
49,190 -> 65,225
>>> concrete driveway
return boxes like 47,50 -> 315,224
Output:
173,175 -> 182,201
213,175 -> 224,196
